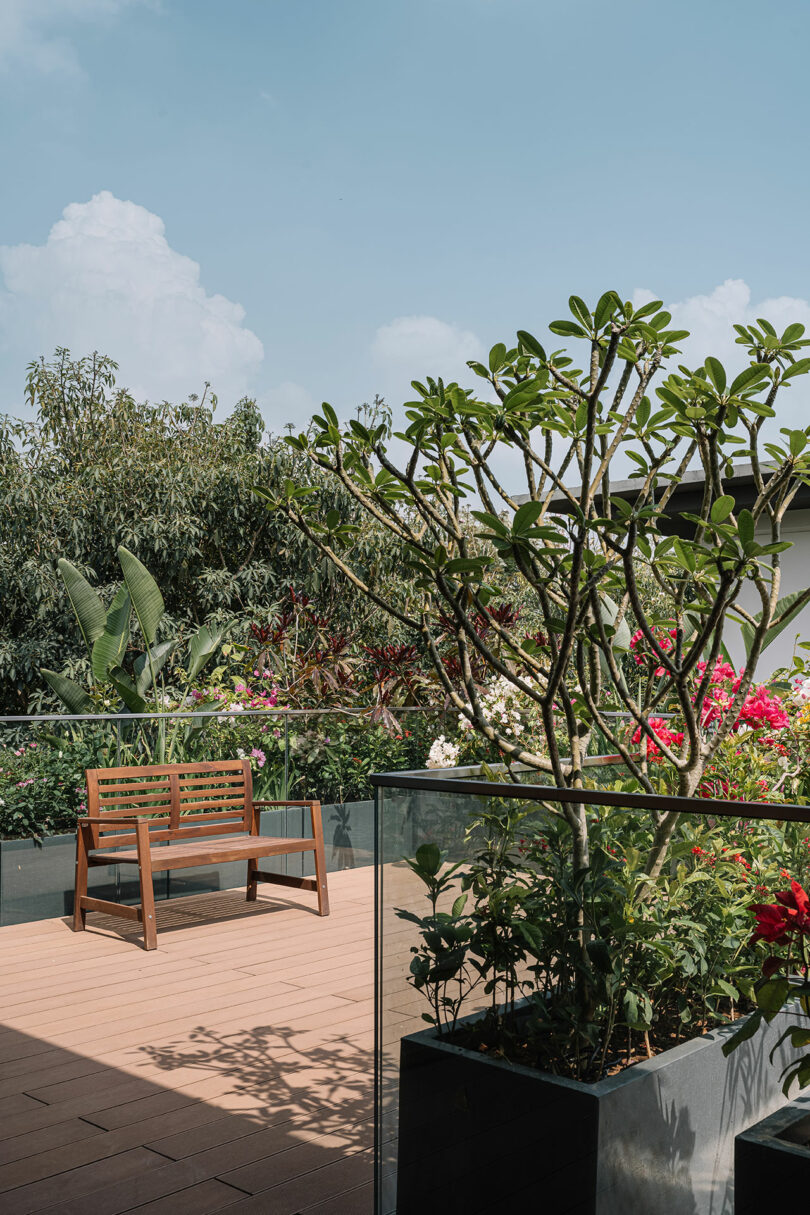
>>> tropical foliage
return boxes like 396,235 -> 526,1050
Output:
0,349 -> 401,712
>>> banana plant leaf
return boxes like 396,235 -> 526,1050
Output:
187,625 -> 223,681
91,586 -> 131,684
40,669 -> 93,714
134,640 -> 175,697
108,665 -> 148,714
57,559 -> 106,657
118,545 -> 164,648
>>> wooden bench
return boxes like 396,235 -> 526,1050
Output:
73,759 -> 329,950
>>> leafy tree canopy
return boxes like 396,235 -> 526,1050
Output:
0,349 -> 400,711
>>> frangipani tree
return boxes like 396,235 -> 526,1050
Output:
259,292 -> 810,875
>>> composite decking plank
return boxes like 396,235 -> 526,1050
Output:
0,871 -> 376,1214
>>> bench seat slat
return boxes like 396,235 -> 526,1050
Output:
88,833 -> 315,871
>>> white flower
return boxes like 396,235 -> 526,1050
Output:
793,677 -> 810,705
426,735 -> 460,769
236,748 -> 246,759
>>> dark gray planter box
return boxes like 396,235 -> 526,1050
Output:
735,1096 -> 810,1213
396,1007 -> 798,1215
0,800 -> 374,926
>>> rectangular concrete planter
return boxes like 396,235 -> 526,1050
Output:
735,1096 -> 810,1214
396,1006 -> 797,1215
0,800 -> 373,926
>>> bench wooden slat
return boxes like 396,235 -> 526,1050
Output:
89,834 -> 316,871
74,759 -> 330,949
95,820 -> 250,847
95,810 -> 245,832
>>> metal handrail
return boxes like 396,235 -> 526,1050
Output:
0,705 -> 451,725
369,772 -> 810,826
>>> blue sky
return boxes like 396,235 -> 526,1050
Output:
2,0 -> 810,430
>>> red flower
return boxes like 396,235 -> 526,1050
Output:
750,881 -> 810,946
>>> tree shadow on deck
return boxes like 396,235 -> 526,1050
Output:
0,1015 -> 373,1213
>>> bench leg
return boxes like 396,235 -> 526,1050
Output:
310,802 -> 330,917
73,826 -> 89,932
136,821 -> 158,951
246,857 -> 258,902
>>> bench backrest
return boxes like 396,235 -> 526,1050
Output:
85,759 -> 254,849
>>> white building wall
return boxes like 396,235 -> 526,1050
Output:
722,508 -> 810,677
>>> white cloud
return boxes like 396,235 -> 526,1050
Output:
632,278 -> 810,428
0,191 -> 264,407
0,0 -> 147,75
372,315 -> 482,390
634,278 -> 810,374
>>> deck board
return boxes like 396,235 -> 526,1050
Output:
0,868 -> 374,1213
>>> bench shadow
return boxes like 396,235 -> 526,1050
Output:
58,887 -> 323,947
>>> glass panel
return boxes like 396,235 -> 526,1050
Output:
376,783 -> 498,1214
0,708 -> 449,927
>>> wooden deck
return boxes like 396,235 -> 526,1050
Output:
0,867 -> 375,1214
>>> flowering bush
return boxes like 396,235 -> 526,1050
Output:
630,626 -> 678,678
0,728 -> 113,839
693,658 -> 789,731
401,796 -> 809,1082
631,716 -> 684,759
724,877 -> 810,1093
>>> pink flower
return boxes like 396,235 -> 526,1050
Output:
631,717 -> 685,758
630,627 -> 677,677
250,747 -> 266,769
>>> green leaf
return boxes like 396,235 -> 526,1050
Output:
118,546 -> 164,648
586,938 -> 611,975
548,320 -> 586,338
781,358 -> 810,382
756,976 -> 791,1018
729,365 -> 770,396
91,586 -> 131,683
782,322 -> 806,344
516,330 -> 547,361
594,291 -> 620,330
57,559 -> 106,658
186,625 -> 223,682
108,666 -> 148,713
738,509 -> 755,551
134,640 -> 175,696
741,587 -> 810,659
513,500 -> 544,535
569,296 -> 591,329
40,669 -> 93,714
488,343 -> 507,373
414,842 -> 442,876
710,495 -> 735,524
704,357 -> 727,394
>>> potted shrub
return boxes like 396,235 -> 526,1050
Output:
392,799 -> 805,1215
